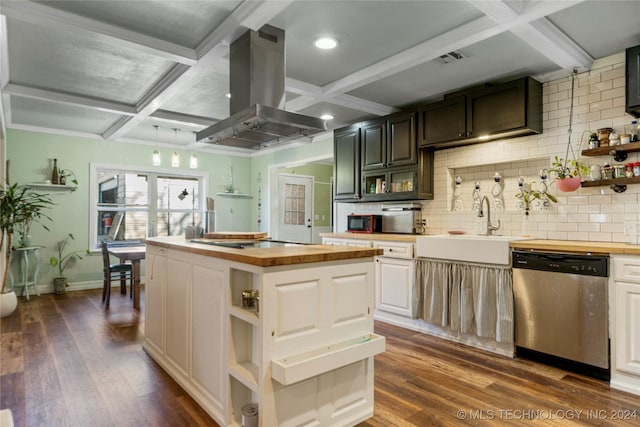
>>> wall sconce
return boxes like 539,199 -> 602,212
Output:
189,153 -> 198,169
152,150 -> 161,166
171,152 -> 180,168
152,125 -> 161,166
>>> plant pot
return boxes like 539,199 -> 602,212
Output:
556,177 -> 582,192
0,291 -> 18,318
53,277 -> 67,294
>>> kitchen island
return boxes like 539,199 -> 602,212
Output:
143,236 -> 385,426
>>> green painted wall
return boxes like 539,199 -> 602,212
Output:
6,129 -> 252,285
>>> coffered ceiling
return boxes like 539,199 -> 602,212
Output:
1,0 -> 639,155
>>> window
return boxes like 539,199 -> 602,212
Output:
90,164 -> 208,250
283,183 -> 306,225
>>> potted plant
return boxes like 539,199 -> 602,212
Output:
49,233 -> 87,293
1,183 -> 54,317
549,155 -> 590,192
59,168 -> 79,190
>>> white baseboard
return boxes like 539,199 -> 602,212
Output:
15,276 -> 145,296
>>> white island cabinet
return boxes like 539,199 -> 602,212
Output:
144,237 -> 385,427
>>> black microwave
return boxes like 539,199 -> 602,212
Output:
347,214 -> 382,233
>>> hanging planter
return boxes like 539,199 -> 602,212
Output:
556,177 -> 582,192
549,69 -> 589,193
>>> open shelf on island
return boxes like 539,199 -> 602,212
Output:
228,362 -> 259,392
229,305 -> 258,325
271,333 -> 385,386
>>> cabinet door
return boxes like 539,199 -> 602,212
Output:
418,97 -> 466,146
165,257 -> 190,375
361,119 -> 386,171
626,45 -> 640,117
376,257 -> 414,317
615,281 -> 640,377
191,263 -> 226,408
334,125 -> 361,201
387,111 -> 417,167
145,249 -> 166,353
467,78 -> 526,137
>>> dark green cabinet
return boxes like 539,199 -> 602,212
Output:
361,149 -> 434,201
333,125 -> 361,201
334,112 -> 433,202
626,45 -> 640,118
361,112 -> 417,171
419,77 -> 542,149
418,97 -> 466,145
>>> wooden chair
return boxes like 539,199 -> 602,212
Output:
101,241 -> 133,308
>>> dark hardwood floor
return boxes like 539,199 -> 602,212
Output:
1,289 -> 639,426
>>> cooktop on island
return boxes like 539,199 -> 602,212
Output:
190,239 -> 309,249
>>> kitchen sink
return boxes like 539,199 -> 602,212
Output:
416,234 -> 531,265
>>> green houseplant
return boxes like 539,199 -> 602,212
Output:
1,182 -> 54,316
49,233 -> 87,293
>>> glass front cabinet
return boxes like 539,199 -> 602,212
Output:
362,166 -> 419,201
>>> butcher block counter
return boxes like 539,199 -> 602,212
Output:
143,235 -> 384,426
145,235 -> 382,266
510,239 -> 640,255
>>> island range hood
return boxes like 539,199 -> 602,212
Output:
196,25 -> 327,149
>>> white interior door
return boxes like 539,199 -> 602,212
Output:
277,174 -> 313,243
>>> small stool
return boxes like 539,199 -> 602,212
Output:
9,246 -> 43,300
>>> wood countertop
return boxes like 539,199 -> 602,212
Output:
510,239 -> 640,255
319,232 -> 419,242
145,236 -> 382,267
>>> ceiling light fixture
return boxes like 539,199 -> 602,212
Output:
320,113 -> 334,120
225,93 -> 231,98
314,37 -> 338,50
152,125 -> 161,166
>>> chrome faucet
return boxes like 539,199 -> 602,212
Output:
478,195 -> 500,235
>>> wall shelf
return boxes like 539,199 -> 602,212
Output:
215,192 -> 252,199
582,141 -> 640,162
27,183 -> 76,192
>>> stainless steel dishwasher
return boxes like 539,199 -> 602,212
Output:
512,250 -> 609,379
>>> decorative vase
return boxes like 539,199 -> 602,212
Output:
556,177 -> 582,192
53,277 -> 67,294
521,210 -> 531,237
19,234 -> 32,247
0,291 -> 18,318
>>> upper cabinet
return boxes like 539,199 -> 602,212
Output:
334,125 -> 361,201
361,111 -> 417,171
417,97 -> 466,145
626,45 -> 640,118
418,77 -> 542,149
334,111 -> 433,203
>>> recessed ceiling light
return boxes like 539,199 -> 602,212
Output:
314,37 -> 338,50
225,93 -> 231,98
320,114 -> 334,120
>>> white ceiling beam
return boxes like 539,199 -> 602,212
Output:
468,0 -> 592,70
150,110 -> 215,128
322,0 -> 586,98
1,1 -> 197,65
329,94 -> 398,117
102,0 -> 286,141
322,16 -> 502,96
3,83 -> 138,116
285,78 -> 324,98
195,0 -> 294,57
